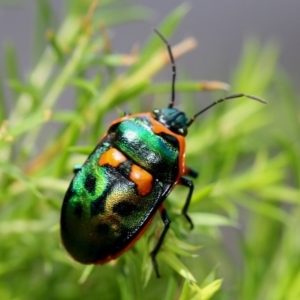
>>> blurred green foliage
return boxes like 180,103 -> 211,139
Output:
0,1 -> 299,299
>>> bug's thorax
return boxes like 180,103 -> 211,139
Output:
108,111 -> 187,182
152,107 -> 188,136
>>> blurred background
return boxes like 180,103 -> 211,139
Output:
0,1 -> 299,300
1,0 -> 300,89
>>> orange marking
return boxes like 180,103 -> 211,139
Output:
99,148 -> 126,167
129,164 -> 153,196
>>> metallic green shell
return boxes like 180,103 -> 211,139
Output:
60,115 -> 180,263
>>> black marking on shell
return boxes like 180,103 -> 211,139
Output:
96,222 -> 110,235
84,174 -> 97,195
113,201 -> 137,217
91,190 -> 108,216
73,202 -> 83,218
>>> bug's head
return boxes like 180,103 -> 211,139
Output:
152,107 -> 188,136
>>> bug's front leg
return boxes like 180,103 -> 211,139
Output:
185,166 -> 198,179
150,205 -> 171,278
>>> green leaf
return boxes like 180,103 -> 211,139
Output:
4,43 -> 21,99
191,185 -> 214,204
162,277 -> 177,300
179,280 -> 222,300
179,280 -> 192,300
190,213 -> 237,227
159,250 -> 196,282
200,279 -> 222,300
0,74 -> 7,119
68,77 -> 99,96
7,79 -> 39,102
234,195 -> 290,223
34,0 -> 56,59
8,109 -> 52,137
0,162 -> 41,198
97,5 -> 152,26
148,81 -> 230,94
78,265 -> 94,284
67,145 -> 94,154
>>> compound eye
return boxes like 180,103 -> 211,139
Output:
178,128 -> 187,136
152,109 -> 160,120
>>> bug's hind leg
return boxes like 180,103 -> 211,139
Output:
150,205 -> 171,278
178,177 -> 195,229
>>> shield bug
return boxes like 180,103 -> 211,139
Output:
60,29 -> 266,277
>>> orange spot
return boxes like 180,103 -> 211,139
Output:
99,148 -> 126,167
129,164 -> 153,196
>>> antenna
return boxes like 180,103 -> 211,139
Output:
153,28 -> 177,108
186,93 -> 267,127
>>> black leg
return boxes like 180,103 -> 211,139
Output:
73,164 -> 82,174
150,206 -> 171,278
179,177 -> 194,230
185,166 -> 198,179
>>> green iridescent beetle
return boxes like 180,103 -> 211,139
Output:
60,29 -> 266,277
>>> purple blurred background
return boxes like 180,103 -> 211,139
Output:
0,0 -> 300,89
1,1 -> 300,87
